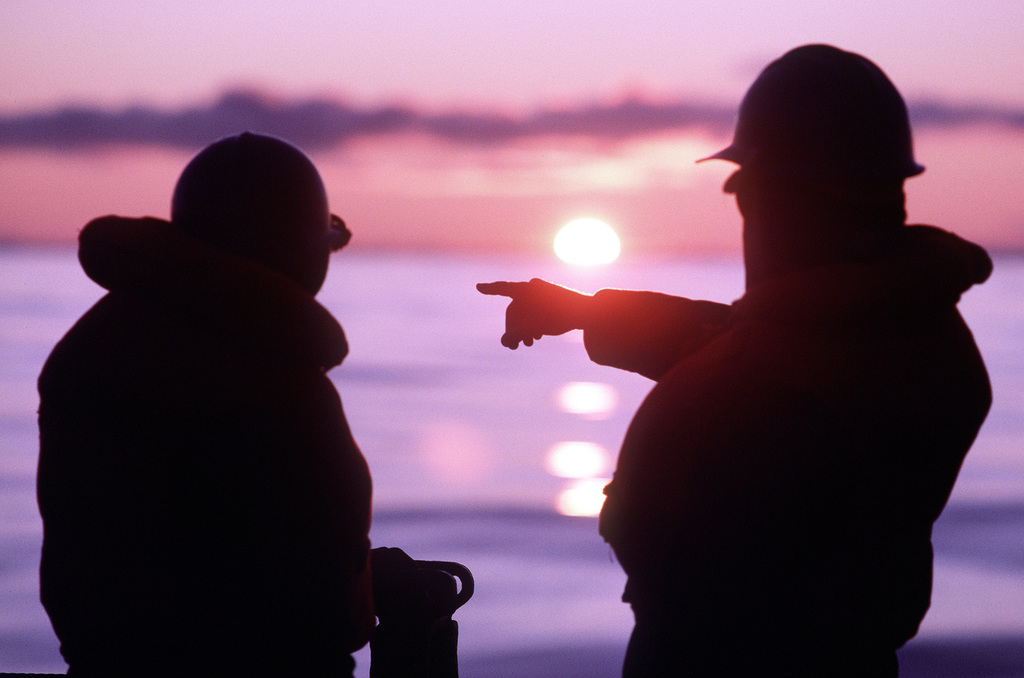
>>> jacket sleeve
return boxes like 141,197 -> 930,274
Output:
583,289 -> 732,380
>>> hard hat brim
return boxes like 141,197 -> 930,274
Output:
696,144 -> 745,166
696,144 -> 926,179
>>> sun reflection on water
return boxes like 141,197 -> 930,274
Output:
554,381 -> 618,419
545,441 -> 611,478
549,380 -> 620,517
556,478 -> 612,517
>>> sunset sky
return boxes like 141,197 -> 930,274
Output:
2,1 -> 1023,256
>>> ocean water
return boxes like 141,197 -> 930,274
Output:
1,247 -> 1022,676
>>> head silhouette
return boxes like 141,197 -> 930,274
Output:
703,44 -> 922,183
171,132 -> 348,294
701,46 -> 919,286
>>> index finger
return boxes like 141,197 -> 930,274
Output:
476,281 -> 528,298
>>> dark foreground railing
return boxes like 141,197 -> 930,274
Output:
370,550 -> 475,678
5,553 -> 475,678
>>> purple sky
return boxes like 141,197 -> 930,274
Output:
1,1 -> 1022,253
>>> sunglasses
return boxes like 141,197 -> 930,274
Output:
328,214 -> 352,251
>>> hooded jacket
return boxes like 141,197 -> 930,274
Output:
37,217 -> 373,676
589,225 -> 991,671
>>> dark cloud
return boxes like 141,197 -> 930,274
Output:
0,90 -> 1020,152
0,91 -> 734,151
909,99 -> 1024,129
0,91 -> 417,152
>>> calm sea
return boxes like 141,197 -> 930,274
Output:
1,247 -> 1022,676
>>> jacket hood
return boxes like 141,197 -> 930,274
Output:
733,225 -> 992,328
78,215 -> 348,370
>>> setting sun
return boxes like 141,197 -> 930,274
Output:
553,218 -> 621,265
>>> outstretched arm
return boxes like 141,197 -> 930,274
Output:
478,279 -> 732,380
476,279 -> 594,349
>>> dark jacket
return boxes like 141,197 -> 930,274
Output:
37,217 -> 373,676
591,225 -> 992,672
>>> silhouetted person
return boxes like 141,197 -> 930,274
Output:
37,132 -> 373,676
478,45 -> 992,677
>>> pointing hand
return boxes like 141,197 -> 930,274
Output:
476,278 -> 592,349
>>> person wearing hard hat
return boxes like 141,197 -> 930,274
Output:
37,133 -> 372,676
479,45 -> 992,677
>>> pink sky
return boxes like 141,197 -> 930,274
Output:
1,1 -> 1022,255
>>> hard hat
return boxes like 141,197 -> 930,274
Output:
700,44 -> 924,181
171,132 -> 349,283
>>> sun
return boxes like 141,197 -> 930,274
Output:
553,218 -> 621,265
